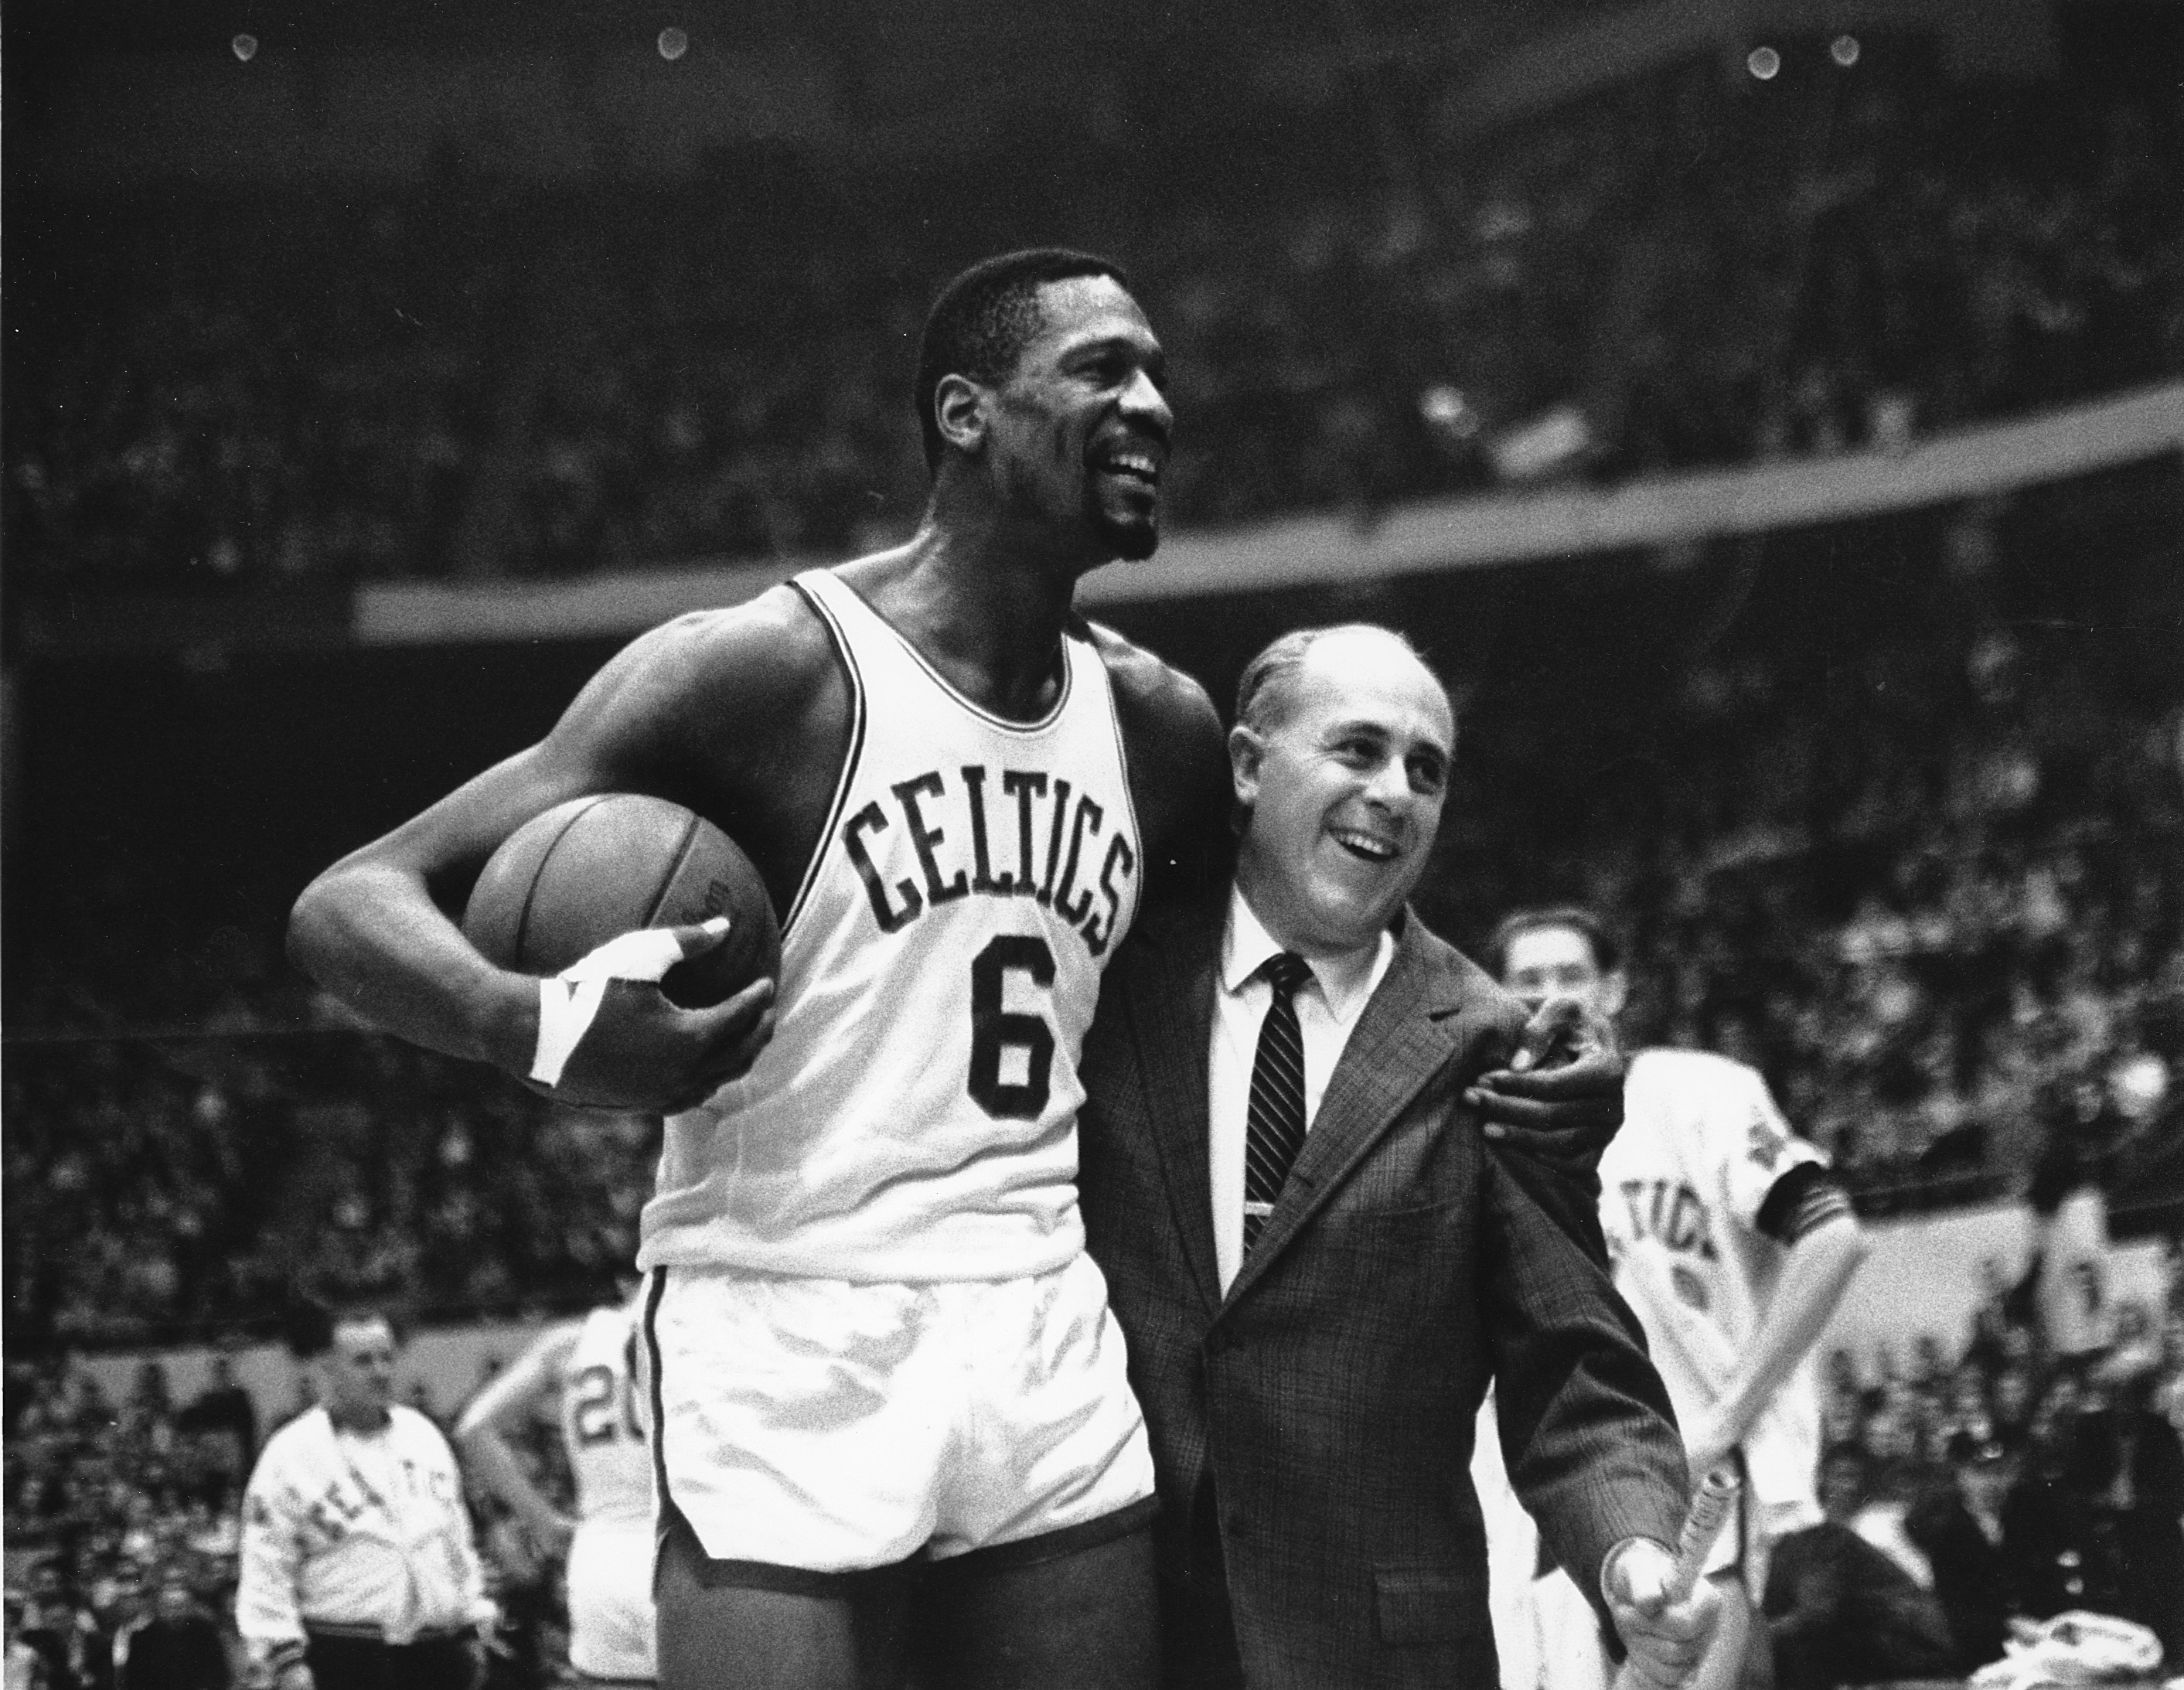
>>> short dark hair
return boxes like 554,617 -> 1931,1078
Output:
284,1294 -> 400,1361
1484,906 -> 1624,980
915,248 -> 1132,472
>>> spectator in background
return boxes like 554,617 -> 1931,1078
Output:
179,1354 -> 258,1474
5,1598 -> 54,1690
2075,1348 -> 2184,1659
14,1561 -> 98,1690
1906,1433 -> 2022,1672
1763,1445 -> 1955,1689
111,1572 -> 228,1690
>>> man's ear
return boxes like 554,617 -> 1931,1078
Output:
933,374 -> 987,458
1228,723 -> 1264,810
1602,969 -> 1630,1020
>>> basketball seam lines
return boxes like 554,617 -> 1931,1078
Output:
515,796 -> 612,965
640,810 -> 704,928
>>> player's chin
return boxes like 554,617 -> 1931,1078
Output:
1099,512 -> 1161,562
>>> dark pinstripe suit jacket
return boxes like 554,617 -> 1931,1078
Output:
1077,896 -> 1688,1688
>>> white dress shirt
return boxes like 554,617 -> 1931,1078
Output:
1208,884 -> 1395,1291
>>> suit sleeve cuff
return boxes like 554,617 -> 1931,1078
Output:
1597,1535 -> 1675,1609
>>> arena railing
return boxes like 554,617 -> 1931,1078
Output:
349,379 -> 2184,648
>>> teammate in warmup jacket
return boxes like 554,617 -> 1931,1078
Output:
236,1303 -> 496,1690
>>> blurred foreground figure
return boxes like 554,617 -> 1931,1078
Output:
1480,908 -> 1869,1690
1761,1445 -> 1954,1688
236,1303 -> 495,1690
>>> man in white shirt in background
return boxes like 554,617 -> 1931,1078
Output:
237,1301 -> 496,1690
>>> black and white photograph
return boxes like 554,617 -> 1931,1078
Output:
4,1 -> 2181,1685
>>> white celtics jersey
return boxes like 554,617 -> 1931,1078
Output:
1599,1048 -> 1828,1512
559,1303 -> 650,1528
639,567 -> 1142,1283
558,1302 -> 654,1683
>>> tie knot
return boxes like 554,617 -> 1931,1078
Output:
1262,952 -> 1313,997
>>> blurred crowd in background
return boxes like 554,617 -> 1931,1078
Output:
1790,1237 -> 2184,1671
1429,483 -> 2184,1216
5,43 -> 2179,588
2,1041 -> 653,1349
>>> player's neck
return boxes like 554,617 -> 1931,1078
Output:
855,520 -> 1088,719
326,1402 -> 393,1435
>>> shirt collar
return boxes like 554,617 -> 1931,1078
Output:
1221,882 -> 1390,1022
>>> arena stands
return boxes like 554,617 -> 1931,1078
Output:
1426,463 -> 2184,1218
7,42 -> 2177,587
1814,1235 -> 2184,1664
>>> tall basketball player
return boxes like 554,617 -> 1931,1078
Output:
457,1289 -> 655,1686
1479,908 -> 1871,1690
289,250 -> 1623,1690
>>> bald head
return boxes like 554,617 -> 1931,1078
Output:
1235,624 -> 1446,738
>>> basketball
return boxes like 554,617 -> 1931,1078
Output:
462,794 -> 781,1009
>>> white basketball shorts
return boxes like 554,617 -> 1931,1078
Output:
565,1517 -> 656,1682
645,1250 -> 1156,1576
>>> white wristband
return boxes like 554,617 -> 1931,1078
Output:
530,976 -> 609,1087
526,921 -> 727,1089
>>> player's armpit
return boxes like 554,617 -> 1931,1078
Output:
1087,620 -> 1232,905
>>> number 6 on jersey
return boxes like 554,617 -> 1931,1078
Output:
969,935 -> 1056,1118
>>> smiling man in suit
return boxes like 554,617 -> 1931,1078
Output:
1076,623 -> 1716,1689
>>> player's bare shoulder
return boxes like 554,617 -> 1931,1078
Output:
1077,616 -> 1228,889
588,584 -> 843,749
559,581 -> 852,905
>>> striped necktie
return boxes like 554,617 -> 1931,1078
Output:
1243,952 -> 1313,1252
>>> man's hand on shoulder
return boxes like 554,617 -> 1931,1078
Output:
1466,995 -> 1626,1180
1603,1538 -> 1721,1689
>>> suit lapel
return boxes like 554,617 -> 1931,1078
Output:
1123,900 -> 1226,1315
1221,915 -> 1496,1306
